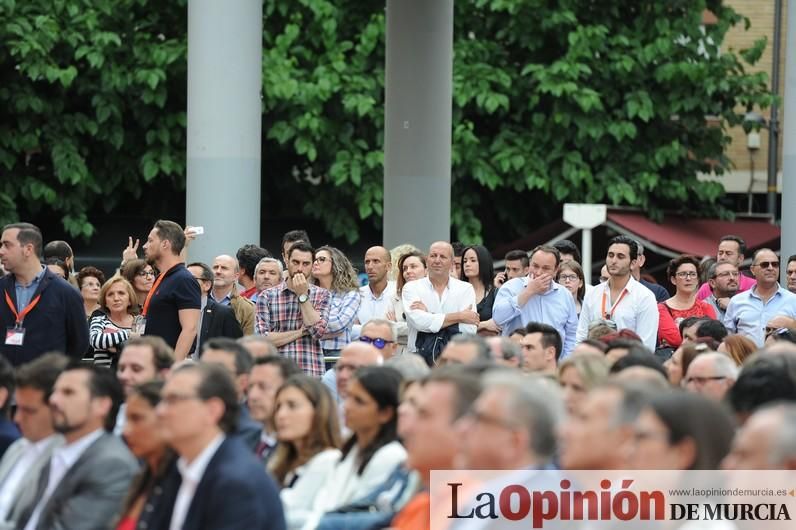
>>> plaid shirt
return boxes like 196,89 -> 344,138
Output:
320,289 -> 362,352
255,282 -> 330,376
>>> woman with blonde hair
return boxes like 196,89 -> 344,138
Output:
89,275 -> 138,367
557,352 -> 610,414
269,375 -> 342,529
312,246 -> 362,360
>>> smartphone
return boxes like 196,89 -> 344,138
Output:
189,226 -> 204,236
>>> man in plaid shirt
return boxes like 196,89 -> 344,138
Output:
255,242 -> 330,376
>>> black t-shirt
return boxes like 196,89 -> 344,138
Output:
143,264 -> 201,348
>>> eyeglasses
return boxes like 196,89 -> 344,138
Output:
137,270 -> 155,278
675,271 -> 699,279
754,261 -> 779,269
767,327 -> 796,343
683,376 -> 727,386
159,393 -> 201,406
558,274 -> 579,283
359,336 -> 394,349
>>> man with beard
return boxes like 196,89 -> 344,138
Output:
141,220 -> 201,361
576,236 -> 659,351
705,261 -> 740,320
16,363 -> 137,530
697,235 -> 756,299
724,249 -> 796,347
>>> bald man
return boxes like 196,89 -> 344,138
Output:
353,246 -> 395,339
402,242 -> 478,365
212,254 -> 255,334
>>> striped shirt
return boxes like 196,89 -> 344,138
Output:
88,313 -> 131,367
320,290 -> 362,352
255,282 -> 330,376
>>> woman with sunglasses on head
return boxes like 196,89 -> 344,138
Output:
389,251 -> 427,355
657,255 -> 716,351
460,245 -> 501,336
304,366 -> 406,529
312,246 -> 362,361
121,259 -> 156,310
269,375 -> 342,529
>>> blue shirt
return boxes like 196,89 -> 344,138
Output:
724,284 -> 796,347
14,265 -> 46,314
492,277 -> 578,359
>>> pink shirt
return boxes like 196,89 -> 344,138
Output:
696,273 -> 756,300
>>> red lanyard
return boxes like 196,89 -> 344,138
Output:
141,265 -> 177,317
4,291 -> 42,326
601,288 -> 629,320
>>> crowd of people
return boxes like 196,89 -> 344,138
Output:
0,220 -> 795,529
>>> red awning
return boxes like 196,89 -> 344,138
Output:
605,211 -> 780,258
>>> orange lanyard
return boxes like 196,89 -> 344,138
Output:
601,288 -> 629,320
141,265 -> 177,317
4,291 -> 42,326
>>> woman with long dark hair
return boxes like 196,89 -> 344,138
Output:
270,375 -> 342,529
460,245 -> 500,336
115,381 -> 179,530
304,366 -> 406,527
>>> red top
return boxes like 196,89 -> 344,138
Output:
115,516 -> 136,530
657,300 -> 717,348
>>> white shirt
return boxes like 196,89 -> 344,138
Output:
169,434 -> 225,530
401,276 -> 477,352
24,429 -> 104,530
0,435 -> 60,520
281,448 -> 341,529
113,403 -> 127,437
352,281 -> 396,339
576,276 -> 659,351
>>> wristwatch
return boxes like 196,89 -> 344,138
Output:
297,293 -> 309,304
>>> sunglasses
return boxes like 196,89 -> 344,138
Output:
754,261 -> 779,269
359,336 -> 394,349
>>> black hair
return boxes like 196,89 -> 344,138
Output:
728,356 -> 796,417
174,363 -> 241,433
460,245 -> 495,291
281,230 -> 311,251
524,322 -> 563,360
43,240 -> 74,262
202,337 -> 254,375
187,262 -> 214,282
696,319 -> 728,343
236,244 -> 271,279
607,235 -> 638,261
647,391 -> 736,469
679,316 -> 709,338
788,255 -> 796,266
253,355 -> 302,380
504,250 -> 529,268
341,366 -> 403,475
451,242 -> 465,258
720,235 -> 747,257
15,352 -> 70,402
287,241 -> 315,261
552,240 -> 581,264
129,380 -> 165,408
666,255 -> 701,280
153,220 -> 186,255
530,245 -> 561,268
3,222 -> 43,258
609,353 -> 668,380
605,339 -> 650,358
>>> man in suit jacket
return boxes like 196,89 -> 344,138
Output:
16,362 -> 138,530
158,362 -> 285,530
188,263 -> 243,355
0,353 -> 69,530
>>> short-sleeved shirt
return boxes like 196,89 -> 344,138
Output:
144,264 -> 201,348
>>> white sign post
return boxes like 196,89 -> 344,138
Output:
563,204 -> 607,285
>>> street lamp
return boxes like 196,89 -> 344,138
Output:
744,111 -> 765,214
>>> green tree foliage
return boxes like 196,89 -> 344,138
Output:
0,0 -> 187,237
0,0 -> 772,244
